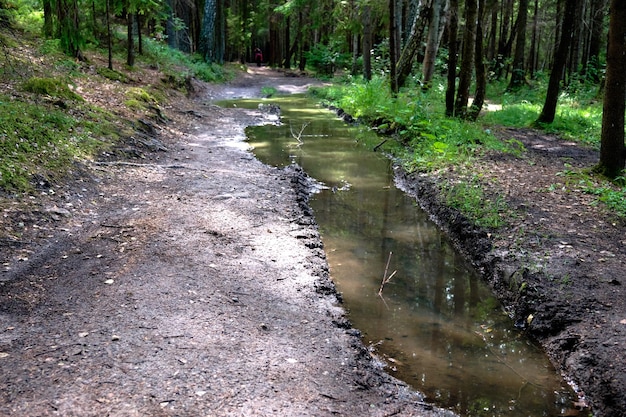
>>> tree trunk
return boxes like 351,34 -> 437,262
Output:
137,13 -> 143,55
199,0 -> 224,64
486,0 -> 498,62
454,0 -> 477,118
445,0 -> 458,116
494,0 -> 514,79
127,11 -> 135,67
269,8 -> 281,66
362,5 -> 372,80
536,0 -> 577,124
507,0 -> 528,89
598,0 -> 626,178
396,0 -> 431,89
587,0 -> 607,82
422,0 -> 443,88
467,0 -> 486,121
43,0 -> 54,38
389,0 -> 399,94
529,0 -> 539,77
57,0 -> 83,59
566,0 -> 584,83
106,0 -> 112,70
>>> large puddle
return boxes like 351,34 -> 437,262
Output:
221,96 -> 577,416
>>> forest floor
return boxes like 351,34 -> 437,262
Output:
0,62 -> 624,417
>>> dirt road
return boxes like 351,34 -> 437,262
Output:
0,68 -> 455,416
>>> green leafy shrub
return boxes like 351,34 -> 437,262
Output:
305,42 -> 349,77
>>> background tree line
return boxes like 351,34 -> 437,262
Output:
20,0 -> 626,176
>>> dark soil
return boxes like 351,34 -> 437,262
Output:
1,66 -> 624,417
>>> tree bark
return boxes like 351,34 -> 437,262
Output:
57,0 -> 83,59
362,5 -> 372,80
536,0 -> 577,124
389,0 -> 399,94
486,0 -> 498,62
445,0 -> 458,116
127,11 -> 135,67
106,0 -> 112,70
454,0 -> 477,118
586,0 -> 607,82
529,0 -> 539,77
507,0 -> 528,89
422,0 -> 443,88
43,0 -> 54,38
467,0 -> 486,121
200,0 -> 224,64
396,0 -> 431,89
598,0 -> 626,178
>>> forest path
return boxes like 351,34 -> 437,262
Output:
0,68 -> 455,417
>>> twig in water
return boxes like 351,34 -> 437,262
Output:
378,252 -> 397,296
290,122 -> 310,146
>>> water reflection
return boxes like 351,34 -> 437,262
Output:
223,96 -> 577,416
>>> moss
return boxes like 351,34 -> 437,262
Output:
97,67 -> 129,83
22,77 -> 83,101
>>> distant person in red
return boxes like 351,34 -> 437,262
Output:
254,48 -> 263,67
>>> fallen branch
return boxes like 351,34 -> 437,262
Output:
373,139 -> 388,152
378,252 -> 397,296
290,122 -> 310,146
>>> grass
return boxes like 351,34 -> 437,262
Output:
310,75 -> 519,228
483,77 -> 603,147
0,96 -> 109,191
0,16 -> 229,194
309,72 -> 619,229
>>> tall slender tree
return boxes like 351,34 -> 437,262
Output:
467,0 -> 486,121
454,0 -> 477,118
507,0 -> 528,89
597,0 -> 626,178
445,0 -> 458,116
536,0 -> 577,124
57,0 -> 84,59
396,1 -> 431,89
389,0 -> 399,94
200,0 -> 225,63
585,0 -> 608,82
362,3 -> 373,80
422,0 -> 444,88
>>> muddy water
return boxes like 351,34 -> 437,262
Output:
224,96 -> 576,416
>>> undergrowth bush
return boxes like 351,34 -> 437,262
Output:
309,73 -> 608,229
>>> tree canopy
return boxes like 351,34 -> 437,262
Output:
1,0 -> 621,175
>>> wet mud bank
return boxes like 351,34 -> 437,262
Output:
394,156 -> 625,417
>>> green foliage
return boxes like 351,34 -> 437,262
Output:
0,96 -> 108,192
483,77 -> 603,147
139,40 -> 228,83
305,42 -> 350,77
22,77 -> 83,101
545,167 -> 626,219
310,75 -> 520,229
261,86 -> 276,97
442,175 -> 509,229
